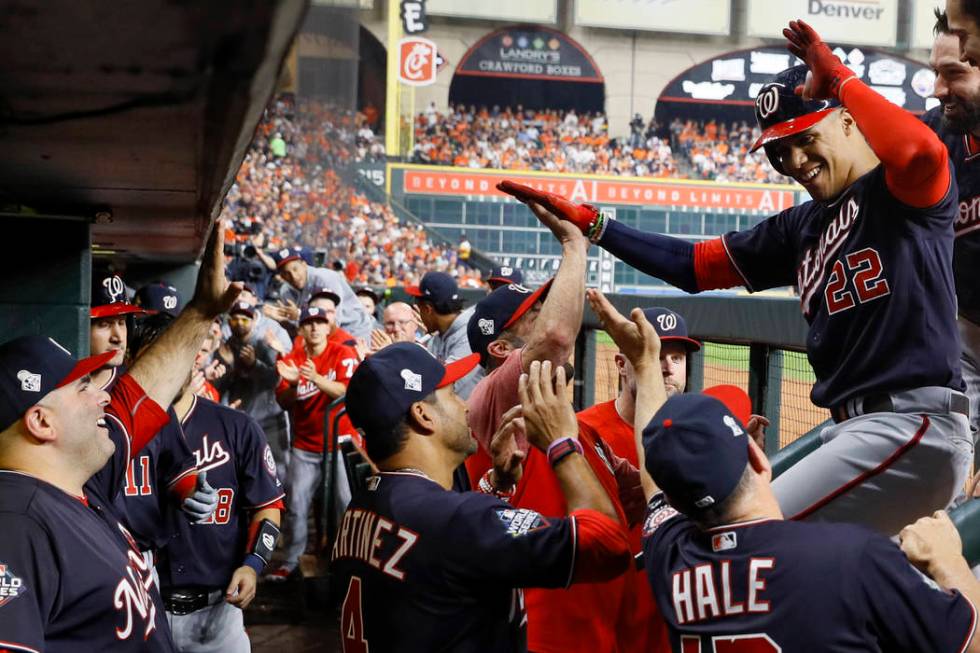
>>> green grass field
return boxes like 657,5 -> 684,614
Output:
595,331 -> 816,383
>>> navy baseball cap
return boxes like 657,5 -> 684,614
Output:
467,280 -> 553,366
134,282 -> 181,318
643,394 -> 750,516
0,336 -> 116,431
346,342 -> 479,448
644,308 -> 701,352
273,246 -> 312,268
310,287 -> 341,306
229,301 -> 255,319
355,286 -> 381,304
751,65 -> 840,154
299,306 -> 330,325
487,265 -> 523,288
406,272 -> 459,308
91,274 -> 146,319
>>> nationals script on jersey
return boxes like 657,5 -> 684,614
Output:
640,494 -> 977,651
723,164 -> 963,407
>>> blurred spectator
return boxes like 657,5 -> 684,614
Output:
269,306 -> 360,581
221,95 -> 479,289
267,246 -> 373,340
407,272 -> 484,400
355,287 -> 383,332
214,300 -> 293,481
671,118 -> 784,184
372,301 -> 421,351
485,264 -> 523,292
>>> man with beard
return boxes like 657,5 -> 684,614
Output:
924,9 -> 980,440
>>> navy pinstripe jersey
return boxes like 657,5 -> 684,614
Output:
330,471 -> 580,653
642,494 -> 977,652
724,164 -> 963,408
923,107 -> 980,327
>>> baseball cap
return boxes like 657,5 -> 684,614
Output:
299,306 -> 330,325
272,246 -> 312,269
134,282 -> 181,318
346,342 -> 479,450
643,393 -> 751,516
310,287 -> 341,306
487,265 -> 523,288
750,65 -> 840,158
229,301 -> 255,319
406,272 -> 459,308
354,287 -> 381,305
0,335 -> 116,432
643,308 -> 700,352
91,274 -> 146,319
467,280 -> 553,366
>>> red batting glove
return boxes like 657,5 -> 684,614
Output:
497,180 -> 600,236
782,20 -> 855,100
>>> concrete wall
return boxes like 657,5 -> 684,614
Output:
359,0 -> 930,139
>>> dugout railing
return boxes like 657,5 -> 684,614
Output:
319,289 -> 980,566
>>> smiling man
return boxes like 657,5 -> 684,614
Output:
500,20 -> 972,539
923,8 -> 980,445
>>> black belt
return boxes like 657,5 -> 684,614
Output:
831,392 -> 970,424
162,587 -> 223,615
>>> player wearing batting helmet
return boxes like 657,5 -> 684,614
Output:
331,343 -> 631,652
499,20 -> 972,538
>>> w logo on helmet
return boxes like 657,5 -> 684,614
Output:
102,275 -> 125,303
756,85 -> 781,120
656,313 -> 677,331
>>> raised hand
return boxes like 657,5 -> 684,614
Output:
586,288 -> 660,369
782,20 -> 854,100
299,359 -> 319,382
518,360 -> 578,452
190,222 -> 242,318
489,405 -> 527,489
277,359 -> 300,384
263,330 -> 287,356
497,181 -> 595,244
239,344 -> 257,368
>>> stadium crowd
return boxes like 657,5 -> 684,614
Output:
221,94 -> 480,290
409,103 -> 784,183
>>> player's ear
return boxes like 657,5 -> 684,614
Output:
839,108 -> 855,136
22,404 -> 58,444
405,399 -> 437,436
746,437 -> 772,482
487,338 -> 513,361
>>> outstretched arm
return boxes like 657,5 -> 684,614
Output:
127,224 -> 242,409
785,20 -> 950,208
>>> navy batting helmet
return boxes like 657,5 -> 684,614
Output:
750,65 -> 840,173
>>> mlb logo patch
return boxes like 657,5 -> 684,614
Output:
712,532 -> 737,552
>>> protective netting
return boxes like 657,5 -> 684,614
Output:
586,333 -> 828,450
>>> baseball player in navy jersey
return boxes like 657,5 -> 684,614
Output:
924,10 -> 980,442
332,343 -> 631,652
0,225 -> 241,651
500,21 -> 973,537
90,272 -> 148,392
591,297 -> 980,652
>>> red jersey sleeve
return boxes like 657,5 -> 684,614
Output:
106,374 -> 169,457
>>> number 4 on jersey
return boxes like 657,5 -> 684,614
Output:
341,576 -> 369,653
682,634 -> 781,652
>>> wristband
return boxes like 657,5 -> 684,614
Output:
547,437 -> 583,468
242,518 -> 280,573
479,469 -> 515,501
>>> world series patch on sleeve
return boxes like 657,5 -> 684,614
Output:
0,563 -> 25,606
495,508 -> 550,538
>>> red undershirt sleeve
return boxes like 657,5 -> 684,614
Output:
693,238 -> 744,291
837,78 -> 951,208
569,509 -> 632,584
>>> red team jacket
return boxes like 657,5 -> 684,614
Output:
466,350 -> 633,653
276,341 -> 359,452
577,400 -> 671,652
